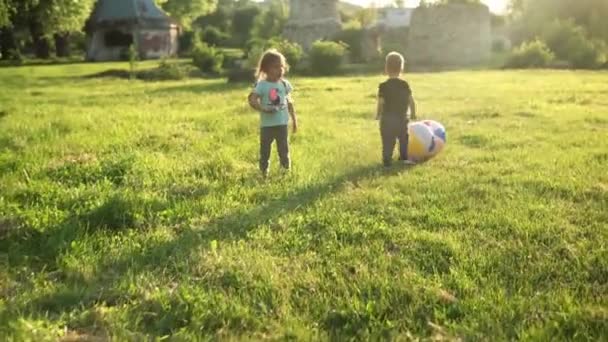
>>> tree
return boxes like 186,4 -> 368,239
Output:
252,0 -> 287,40
0,0 -> 11,27
195,6 -> 232,33
508,0 -> 608,44
231,4 -> 261,46
0,0 -> 14,59
2,0 -> 95,58
157,0 -> 218,28
352,7 -> 377,28
44,0 -> 96,57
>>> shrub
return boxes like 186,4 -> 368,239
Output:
245,45 -> 264,70
6,49 -> 23,65
542,19 -> 606,69
267,38 -> 303,70
192,43 -> 224,74
246,38 -> 304,70
505,39 -> 555,69
201,26 -> 229,47
309,40 -> 348,75
178,30 -> 196,56
139,59 -> 188,81
334,27 -> 364,62
127,44 -> 138,79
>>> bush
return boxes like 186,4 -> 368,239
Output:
192,43 -> 224,74
201,26 -> 229,47
178,30 -> 196,56
139,59 -> 188,81
334,27 -> 364,62
505,40 -> 555,69
267,38 -> 303,70
309,40 -> 348,75
6,49 -> 23,65
245,38 -> 303,70
542,20 -> 606,69
245,45 -> 264,70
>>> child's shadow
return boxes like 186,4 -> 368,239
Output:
201,163 -> 414,242
12,163 -> 418,317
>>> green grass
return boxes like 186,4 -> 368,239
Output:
0,61 -> 607,340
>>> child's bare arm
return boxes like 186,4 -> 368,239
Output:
287,96 -> 298,133
376,96 -> 384,120
248,92 -> 262,111
409,94 -> 417,120
248,93 -> 275,113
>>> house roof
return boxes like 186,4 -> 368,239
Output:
90,0 -> 175,27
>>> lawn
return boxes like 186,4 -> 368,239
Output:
0,61 -> 606,340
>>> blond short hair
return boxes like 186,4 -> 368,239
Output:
385,52 -> 404,74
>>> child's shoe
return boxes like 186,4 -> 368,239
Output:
401,159 -> 416,166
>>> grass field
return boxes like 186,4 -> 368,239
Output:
0,61 -> 606,340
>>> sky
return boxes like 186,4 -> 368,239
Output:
342,0 -> 509,13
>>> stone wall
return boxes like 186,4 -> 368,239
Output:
283,0 -> 341,50
407,4 -> 491,66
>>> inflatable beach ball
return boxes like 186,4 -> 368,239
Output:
408,120 -> 447,161
423,120 -> 447,144
422,120 -> 447,155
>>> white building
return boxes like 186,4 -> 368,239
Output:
372,8 -> 415,29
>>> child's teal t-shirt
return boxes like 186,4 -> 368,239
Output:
253,79 -> 292,127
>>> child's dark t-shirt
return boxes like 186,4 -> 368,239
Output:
378,78 -> 412,119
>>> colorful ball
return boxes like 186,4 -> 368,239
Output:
423,120 -> 447,144
407,122 -> 436,161
408,120 -> 447,161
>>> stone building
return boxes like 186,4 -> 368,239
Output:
86,0 -> 179,61
283,0 -> 342,50
407,3 -> 491,66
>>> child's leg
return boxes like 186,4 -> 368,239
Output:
398,121 -> 409,161
260,127 -> 274,173
276,125 -> 290,169
380,120 -> 396,166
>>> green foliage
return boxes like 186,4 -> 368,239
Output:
192,42 -> 224,74
510,0 -> 608,46
231,4 -> 261,46
334,27 -> 365,63
5,48 -> 22,64
251,0 -> 287,40
309,40 -> 348,75
268,38 -> 303,70
542,20 -> 607,69
0,0 -> 11,27
194,5 -> 231,32
245,37 -> 303,71
379,27 -> 410,60
158,0 -> 218,28
505,39 -> 555,69
128,44 -> 138,80
201,26 -> 229,47
139,59 -> 188,80
178,30 -> 196,56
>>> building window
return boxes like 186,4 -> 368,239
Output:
104,30 -> 134,47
